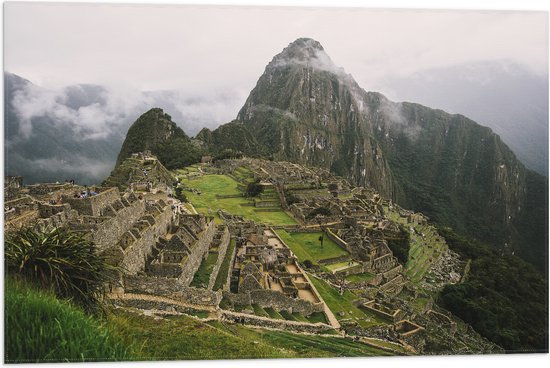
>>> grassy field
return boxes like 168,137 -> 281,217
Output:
308,276 -> 387,329
275,230 -> 348,264
5,278 -> 129,363
183,175 -> 296,226
107,309 -> 391,359
190,252 -> 219,288
345,272 -> 374,283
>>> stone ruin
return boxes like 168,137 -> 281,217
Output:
225,220 -> 325,316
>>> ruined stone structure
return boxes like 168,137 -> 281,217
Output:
4,176 -> 23,201
7,156 -> 469,350
223,219 -> 325,317
145,215 -> 217,285
316,220 -> 405,296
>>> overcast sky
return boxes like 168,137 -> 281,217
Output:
5,2 -> 548,87
3,1 -> 548,127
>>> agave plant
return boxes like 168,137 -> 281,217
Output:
5,227 -> 116,314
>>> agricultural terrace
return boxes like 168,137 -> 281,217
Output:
275,230 -> 348,265
182,174 -> 297,226
383,206 -> 447,284
308,276 -> 387,329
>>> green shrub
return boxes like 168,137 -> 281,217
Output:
4,278 -> 130,363
306,206 -> 331,220
386,225 -> 410,264
5,228 -> 116,314
245,179 -> 264,197
174,186 -> 187,202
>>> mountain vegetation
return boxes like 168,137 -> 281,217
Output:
437,227 -> 548,352
115,108 -> 202,169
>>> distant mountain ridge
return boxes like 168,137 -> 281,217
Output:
3,72 -> 243,184
380,61 -> 548,175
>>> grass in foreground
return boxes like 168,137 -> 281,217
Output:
275,230 -> 348,264
5,278 -> 129,363
109,309 -> 391,359
204,321 -> 392,358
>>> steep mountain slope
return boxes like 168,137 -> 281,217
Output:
195,120 -> 265,157
206,38 -> 546,269
380,61 -> 548,175
369,98 -> 547,267
235,38 -> 395,198
116,108 -> 204,170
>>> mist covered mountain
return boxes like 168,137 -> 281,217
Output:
4,73 -> 125,184
379,61 -> 548,175
3,72 -> 243,184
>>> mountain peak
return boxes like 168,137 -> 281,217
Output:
286,37 -> 324,53
268,37 -> 342,75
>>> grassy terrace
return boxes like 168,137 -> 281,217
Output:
213,239 -> 237,291
275,230 -> 347,265
232,166 -> 255,183
190,252 -> 219,288
383,206 -> 447,283
308,276 -> 387,329
205,320 -> 392,358
404,224 -> 447,283
345,272 -> 374,283
183,174 -> 296,226
324,261 -> 359,272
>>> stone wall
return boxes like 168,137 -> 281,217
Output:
123,275 -> 222,306
62,187 -> 120,216
395,320 -> 426,351
5,210 -> 39,231
4,176 -> 23,200
208,226 -> 231,290
91,199 -> 146,251
111,297 -> 215,315
318,254 -> 352,266
360,301 -> 403,323
222,238 -> 238,292
255,200 -> 280,208
179,218 -> 217,286
28,183 -> 73,196
326,228 -> 350,253
224,289 -> 323,316
119,202 -> 173,274
35,208 -> 79,231
221,310 -> 333,334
